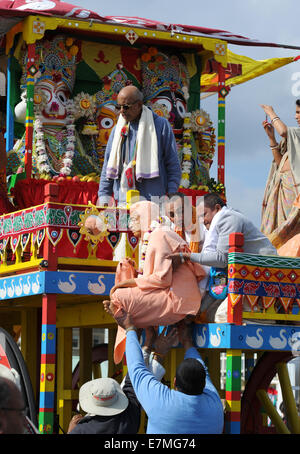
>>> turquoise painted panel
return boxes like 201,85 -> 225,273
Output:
193,323 -> 300,353
44,271 -> 115,296
0,271 -> 44,300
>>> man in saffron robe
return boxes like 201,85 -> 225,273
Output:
103,200 -> 206,364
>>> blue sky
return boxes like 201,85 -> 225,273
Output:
75,0 -> 300,227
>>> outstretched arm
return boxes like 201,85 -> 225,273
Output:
110,308 -> 173,413
261,105 -> 287,138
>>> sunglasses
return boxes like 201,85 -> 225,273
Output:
115,100 -> 139,111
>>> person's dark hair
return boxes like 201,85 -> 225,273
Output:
204,193 -> 226,210
175,358 -> 206,395
296,99 -> 300,108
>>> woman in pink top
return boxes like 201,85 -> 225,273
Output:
104,200 -> 206,364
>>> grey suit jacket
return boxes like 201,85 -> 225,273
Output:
190,207 -> 277,268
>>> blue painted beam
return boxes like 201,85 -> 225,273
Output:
2,271 -> 300,354
194,323 -> 300,353
0,270 -> 115,300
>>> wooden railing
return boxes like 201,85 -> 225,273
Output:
0,183 -> 139,275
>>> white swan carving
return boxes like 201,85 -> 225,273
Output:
15,278 -> 23,297
210,327 -> 222,347
269,329 -> 287,349
7,279 -> 15,298
88,275 -> 106,294
32,275 -> 40,294
246,328 -> 263,348
23,276 -> 31,295
58,274 -> 76,293
196,327 -> 207,347
0,280 -> 6,299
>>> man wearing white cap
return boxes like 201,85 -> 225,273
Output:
67,327 -> 177,434
68,375 -> 138,434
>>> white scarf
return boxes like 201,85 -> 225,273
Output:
106,105 -> 159,182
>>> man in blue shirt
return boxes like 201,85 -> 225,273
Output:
98,85 -> 181,205
107,305 -> 224,434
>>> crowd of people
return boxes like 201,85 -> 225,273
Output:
1,85 -> 297,435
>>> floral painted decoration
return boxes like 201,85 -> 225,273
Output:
190,109 -> 212,132
73,92 -> 96,120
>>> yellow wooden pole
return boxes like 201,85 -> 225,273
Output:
57,327 -> 74,434
21,309 -> 38,400
205,350 -> 221,392
138,411 -> 146,434
256,389 -> 290,434
108,327 -> 118,378
79,328 -> 92,388
92,362 -> 101,379
170,349 -> 177,389
276,362 -> 300,434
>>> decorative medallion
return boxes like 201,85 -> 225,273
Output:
79,202 -> 109,245
215,43 -> 226,56
125,29 -> 139,45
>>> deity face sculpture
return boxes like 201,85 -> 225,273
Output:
149,89 -> 187,133
94,68 -> 132,149
141,49 -> 189,134
16,35 -> 78,128
34,78 -> 70,127
96,104 -> 118,148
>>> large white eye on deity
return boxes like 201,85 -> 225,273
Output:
175,98 -> 187,119
55,89 -> 68,106
151,90 -> 187,131
100,116 -> 115,130
152,97 -> 173,114
14,91 -> 27,124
